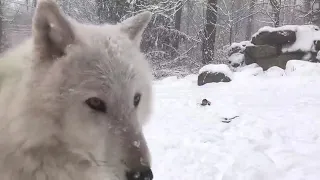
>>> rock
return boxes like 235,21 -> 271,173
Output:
228,53 -> 245,69
228,41 -> 253,56
243,45 -> 310,70
314,40 -> 320,51
264,66 -> 285,77
237,63 -> 264,77
200,99 -> 211,106
245,45 -> 279,60
285,60 -> 320,76
251,30 -> 296,46
247,51 -> 306,70
197,71 -> 231,86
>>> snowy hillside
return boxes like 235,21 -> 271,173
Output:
145,61 -> 320,180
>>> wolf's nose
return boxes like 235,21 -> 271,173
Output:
126,168 -> 153,180
232,63 -> 240,68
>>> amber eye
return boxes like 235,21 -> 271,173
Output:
133,93 -> 141,107
85,97 -> 106,113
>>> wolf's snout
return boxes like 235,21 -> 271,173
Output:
126,168 -> 153,180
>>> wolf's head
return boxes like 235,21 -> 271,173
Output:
17,0 -> 153,179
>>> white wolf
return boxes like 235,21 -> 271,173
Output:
0,0 -> 154,180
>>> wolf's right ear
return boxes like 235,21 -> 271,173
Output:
32,0 -> 75,60
120,11 -> 152,43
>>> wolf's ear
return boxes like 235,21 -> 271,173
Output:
32,0 -> 75,60
120,11 -> 152,43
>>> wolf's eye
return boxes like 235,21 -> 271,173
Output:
85,97 -> 106,113
133,93 -> 141,107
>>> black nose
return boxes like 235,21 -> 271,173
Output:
126,168 -> 153,180
232,63 -> 240,68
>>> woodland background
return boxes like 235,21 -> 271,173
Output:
0,0 -> 319,77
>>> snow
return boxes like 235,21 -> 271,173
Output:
282,25 -> 320,53
285,60 -> 320,76
264,66 -> 285,77
145,63 -> 320,180
228,53 -> 244,65
229,41 -> 253,52
252,25 -> 319,38
199,64 -> 233,78
236,63 -> 263,77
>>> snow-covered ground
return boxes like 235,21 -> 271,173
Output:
145,63 -> 320,180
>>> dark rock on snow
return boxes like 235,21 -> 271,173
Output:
200,99 -> 211,106
314,40 -> 320,51
198,71 -> 231,86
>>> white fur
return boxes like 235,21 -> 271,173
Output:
0,0 -> 153,179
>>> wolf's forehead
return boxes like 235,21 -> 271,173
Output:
69,23 -> 142,90
69,45 -> 137,89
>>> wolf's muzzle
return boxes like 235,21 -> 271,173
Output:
126,168 -> 153,180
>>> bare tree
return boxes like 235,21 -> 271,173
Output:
202,0 -> 218,64
33,0 -> 37,7
1,0 -> 318,78
270,0 -> 281,27
246,0 -> 257,40
0,0 -> 3,52
173,1 -> 183,51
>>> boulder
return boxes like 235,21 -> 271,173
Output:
198,71 -> 231,86
251,30 -> 296,46
314,40 -> 320,51
264,66 -> 285,77
285,60 -> 320,76
245,45 -> 279,59
245,51 -> 306,70
228,41 -> 253,57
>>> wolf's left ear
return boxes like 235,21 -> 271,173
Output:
32,0 -> 75,60
120,11 -> 152,43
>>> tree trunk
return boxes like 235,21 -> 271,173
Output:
270,0 -> 281,27
246,0 -> 257,40
304,0 -> 312,23
173,1 -> 183,51
33,0 -> 37,7
0,0 -> 3,53
96,0 -> 105,23
202,0 -> 218,64
26,0 -> 29,11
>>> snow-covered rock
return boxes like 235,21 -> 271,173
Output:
228,41 -> 253,55
317,51 -> 320,61
264,66 -> 286,77
252,29 -> 296,46
285,60 -> 320,76
228,41 -> 253,69
252,25 -> 320,53
198,64 -> 233,86
235,63 -> 264,78
228,53 -> 245,68
228,25 -> 320,72
199,64 -> 233,78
